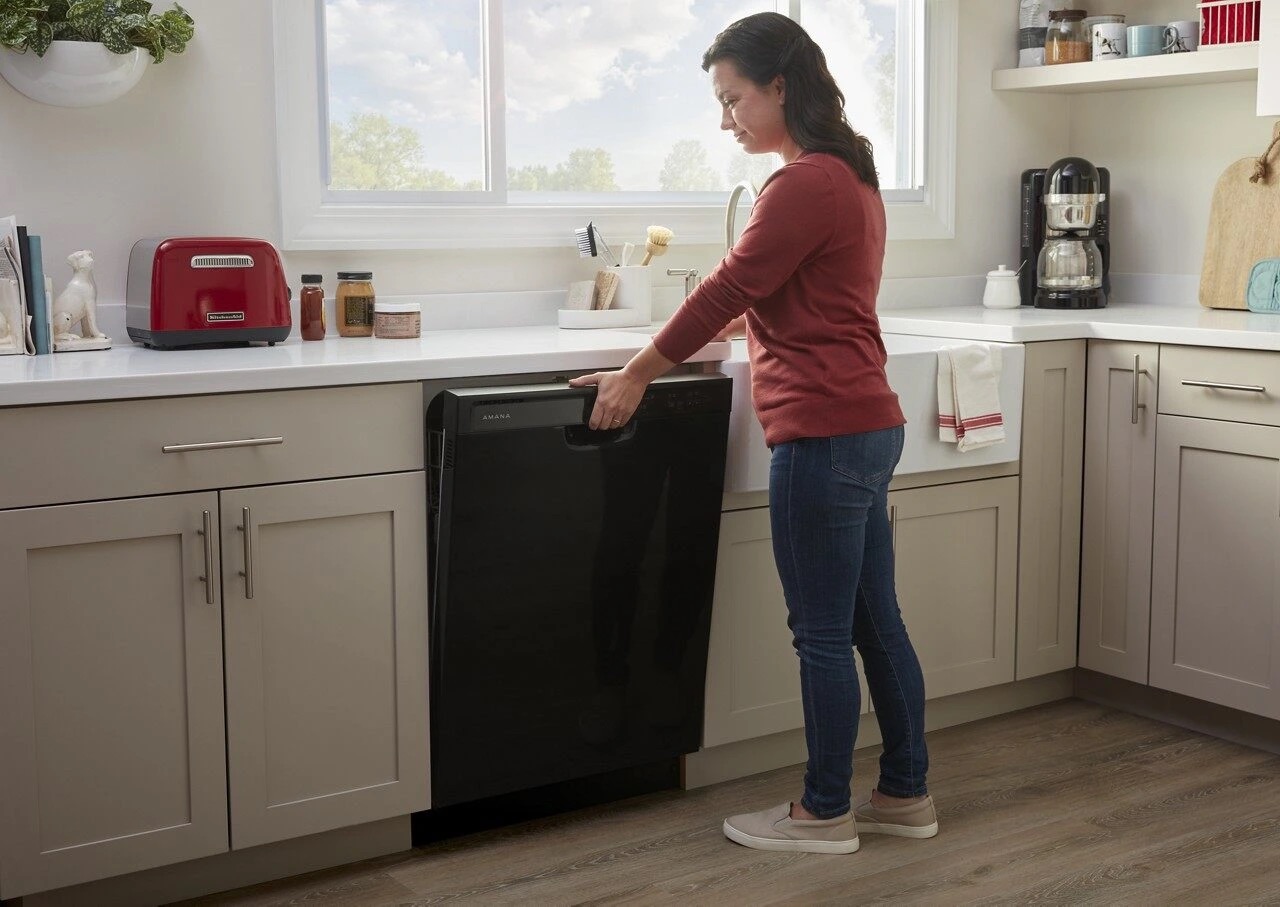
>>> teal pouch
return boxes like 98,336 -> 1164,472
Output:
1247,259 -> 1280,313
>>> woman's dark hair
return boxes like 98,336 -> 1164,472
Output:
702,12 -> 879,192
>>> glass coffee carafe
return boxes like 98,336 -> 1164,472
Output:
1034,157 -> 1107,309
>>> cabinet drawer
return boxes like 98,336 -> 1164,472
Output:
1158,346 -> 1280,427
0,383 -> 424,509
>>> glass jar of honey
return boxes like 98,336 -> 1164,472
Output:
336,271 -> 375,337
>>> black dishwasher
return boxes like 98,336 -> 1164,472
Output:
426,374 -> 731,808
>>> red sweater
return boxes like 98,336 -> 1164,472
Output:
653,152 -> 904,447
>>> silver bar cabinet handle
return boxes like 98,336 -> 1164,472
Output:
1130,354 -> 1149,425
889,504 -> 898,552
198,510 -> 214,605
238,506 -> 254,600
1181,379 -> 1267,394
163,437 -> 284,454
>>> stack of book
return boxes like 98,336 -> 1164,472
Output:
0,214 -> 53,356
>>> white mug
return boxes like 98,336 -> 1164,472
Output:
1092,22 -> 1127,60
1166,20 -> 1199,52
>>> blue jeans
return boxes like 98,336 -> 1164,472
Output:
769,425 -> 929,818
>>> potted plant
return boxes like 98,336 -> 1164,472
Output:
0,0 -> 194,107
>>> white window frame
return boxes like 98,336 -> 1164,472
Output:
271,0 -> 957,251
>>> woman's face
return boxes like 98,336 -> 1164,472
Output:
710,59 -> 797,160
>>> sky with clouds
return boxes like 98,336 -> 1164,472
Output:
323,0 -> 902,192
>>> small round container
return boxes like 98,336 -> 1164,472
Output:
373,301 -> 421,339
982,265 -> 1022,309
1045,9 -> 1090,64
336,271 -> 375,338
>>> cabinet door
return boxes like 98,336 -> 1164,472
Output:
1017,340 -> 1086,679
1259,0 -> 1279,116
221,472 -> 430,849
702,507 -> 869,749
890,476 -> 1019,699
0,494 -> 228,898
1149,416 -> 1280,719
1079,341 -> 1158,684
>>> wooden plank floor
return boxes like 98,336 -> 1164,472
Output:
174,700 -> 1280,906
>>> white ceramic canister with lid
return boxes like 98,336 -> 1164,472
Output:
982,265 -> 1022,309
373,301 -> 422,338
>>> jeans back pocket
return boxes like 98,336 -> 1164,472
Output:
829,425 -> 905,489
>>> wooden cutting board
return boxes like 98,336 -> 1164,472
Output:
1200,120 -> 1280,310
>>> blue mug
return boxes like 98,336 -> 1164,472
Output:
1128,24 -> 1175,57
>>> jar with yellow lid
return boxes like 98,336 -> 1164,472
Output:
336,271 -> 375,337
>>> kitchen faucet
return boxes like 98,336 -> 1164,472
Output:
725,180 -> 758,253
667,268 -> 700,298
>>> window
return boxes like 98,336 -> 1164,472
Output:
273,1 -> 956,249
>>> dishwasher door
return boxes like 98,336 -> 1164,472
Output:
427,374 -> 731,808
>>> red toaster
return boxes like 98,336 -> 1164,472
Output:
126,237 -> 292,348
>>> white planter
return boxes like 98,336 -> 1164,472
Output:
0,40 -> 147,107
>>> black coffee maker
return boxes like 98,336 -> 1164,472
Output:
1019,162 -> 1111,307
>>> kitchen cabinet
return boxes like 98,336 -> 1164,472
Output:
1146,344 -> 1280,719
1148,415 -> 1280,719
222,473 -> 429,850
701,507 -> 869,750
1260,0 -> 1279,116
702,474 -> 1019,748
0,493 -> 230,897
1078,341 -> 1159,685
0,384 -> 429,899
891,477 -> 1020,699
1015,340 -> 1085,679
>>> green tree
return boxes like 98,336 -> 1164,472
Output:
328,112 -> 480,191
508,163 -> 553,191
873,51 -> 896,140
659,140 -> 720,191
508,148 -> 619,192
725,150 -> 778,189
552,148 -> 618,191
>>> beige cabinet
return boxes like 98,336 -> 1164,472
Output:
0,494 -> 229,898
701,507 -> 870,750
703,474 -> 1019,748
891,477 -> 1020,699
1016,340 -> 1086,679
1149,415 -> 1280,719
0,384 -> 429,899
1079,341 -> 1159,684
222,472 -> 430,849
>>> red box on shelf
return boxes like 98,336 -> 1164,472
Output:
1197,0 -> 1262,46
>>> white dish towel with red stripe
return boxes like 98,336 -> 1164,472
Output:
937,344 -> 1005,452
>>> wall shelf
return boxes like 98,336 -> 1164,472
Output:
992,43 -> 1259,93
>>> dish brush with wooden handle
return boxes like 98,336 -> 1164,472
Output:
640,226 -> 673,266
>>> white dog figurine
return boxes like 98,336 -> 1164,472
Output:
52,250 -> 110,350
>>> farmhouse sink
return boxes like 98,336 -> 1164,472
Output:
716,335 -> 1025,494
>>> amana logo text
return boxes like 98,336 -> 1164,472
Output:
481,412 -> 511,421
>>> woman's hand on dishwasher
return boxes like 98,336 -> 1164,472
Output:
570,369 -> 647,431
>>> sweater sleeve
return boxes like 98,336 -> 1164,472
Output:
652,159 -> 837,364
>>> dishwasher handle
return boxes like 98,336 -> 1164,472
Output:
563,423 -> 639,449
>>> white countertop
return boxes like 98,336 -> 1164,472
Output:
0,327 -> 730,407
7,302 -> 1280,407
879,303 -> 1280,349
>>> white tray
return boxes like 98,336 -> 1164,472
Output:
557,307 -> 648,329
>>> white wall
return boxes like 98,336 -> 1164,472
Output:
0,0 -> 1265,319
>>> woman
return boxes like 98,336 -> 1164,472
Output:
570,12 -> 936,854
